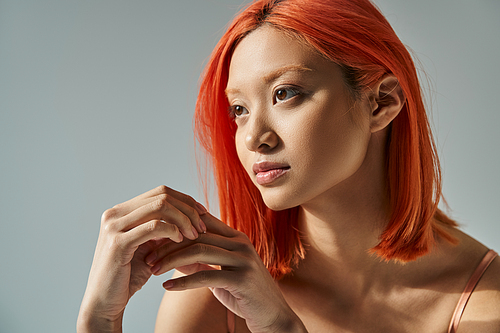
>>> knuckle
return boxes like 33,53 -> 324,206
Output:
166,222 -> 179,234
180,214 -> 191,228
101,207 -> 116,223
151,195 -> 169,212
188,205 -> 199,218
234,236 -> 253,254
192,243 -> 209,257
239,231 -> 251,242
147,220 -> 160,233
197,270 -> 210,284
185,195 -> 196,206
247,257 -> 261,271
156,185 -> 169,194
101,210 -> 120,233
110,234 -> 126,252
165,223 -> 181,241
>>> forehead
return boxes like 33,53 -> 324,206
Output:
227,25 -> 342,90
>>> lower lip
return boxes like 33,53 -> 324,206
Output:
255,168 -> 290,185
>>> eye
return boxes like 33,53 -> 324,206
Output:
228,105 -> 249,119
273,87 -> 300,104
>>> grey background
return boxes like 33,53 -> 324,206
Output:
1,1 -> 498,332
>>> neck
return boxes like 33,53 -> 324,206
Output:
288,131 -> 394,300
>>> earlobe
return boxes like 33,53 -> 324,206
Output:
369,75 -> 405,133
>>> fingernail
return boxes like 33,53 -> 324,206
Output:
151,263 -> 161,275
175,232 -> 184,243
195,202 -> 207,215
199,219 -> 207,233
191,225 -> 199,239
163,280 -> 174,289
145,252 -> 156,265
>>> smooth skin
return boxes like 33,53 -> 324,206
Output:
156,26 -> 500,332
77,185 -> 207,332
78,26 -> 500,332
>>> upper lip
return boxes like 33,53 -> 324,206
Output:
252,161 -> 290,174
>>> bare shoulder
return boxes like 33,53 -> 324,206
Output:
155,270 -> 250,333
457,250 -> 500,333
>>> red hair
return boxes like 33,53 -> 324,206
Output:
194,0 -> 457,279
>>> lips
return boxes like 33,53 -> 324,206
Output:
252,161 -> 290,185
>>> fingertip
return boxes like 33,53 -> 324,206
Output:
145,251 -> 157,266
163,280 -> 174,289
195,202 -> 207,215
173,232 -> 183,243
191,225 -> 199,239
151,263 -> 161,275
183,225 -> 198,240
199,219 -> 207,234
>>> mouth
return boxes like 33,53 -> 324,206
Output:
252,161 -> 290,185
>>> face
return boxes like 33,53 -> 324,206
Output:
226,25 -> 372,210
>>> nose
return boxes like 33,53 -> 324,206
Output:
244,112 -> 279,153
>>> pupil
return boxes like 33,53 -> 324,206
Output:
277,90 -> 287,100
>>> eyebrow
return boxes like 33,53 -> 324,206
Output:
262,64 -> 314,83
225,64 -> 314,96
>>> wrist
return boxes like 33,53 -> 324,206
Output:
77,310 -> 123,333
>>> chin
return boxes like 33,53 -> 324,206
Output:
260,191 -> 299,211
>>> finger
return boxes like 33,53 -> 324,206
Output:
151,237 -> 171,249
105,185 -> 174,217
160,189 -> 208,234
150,232 -> 244,264
144,187 -> 207,233
128,190 -> 206,235
116,196 -> 200,240
162,270 -> 235,291
151,243 -> 243,275
175,263 -> 218,275
119,219 -> 184,251
159,186 -> 208,216
200,212 -> 238,238
106,185 -> 207,234
162,193 -> 207,234
144,237 -> 174,265
145,186 -> 208,231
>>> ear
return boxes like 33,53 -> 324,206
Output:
368,75 -> 405,133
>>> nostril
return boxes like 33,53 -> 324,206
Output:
258,142 -> 271,149
258,131 -> 279,151
244,117 -> 279,152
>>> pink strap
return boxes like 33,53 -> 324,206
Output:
448,249 -> 498,333
227,308 -> 235,333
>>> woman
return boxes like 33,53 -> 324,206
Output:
77,0 -> 500,332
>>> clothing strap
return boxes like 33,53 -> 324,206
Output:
448,249 -> 498,333
224,249 -> 498,333
227,308 -> 235,333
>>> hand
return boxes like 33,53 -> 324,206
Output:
77,185 -> 206,332
146,209 -> 307,333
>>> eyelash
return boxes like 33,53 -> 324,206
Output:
228,105 -> 248,119
272,86 -> 301,104
228,86 -> 302,119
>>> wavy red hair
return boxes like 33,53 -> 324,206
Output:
194,0 -> 457,279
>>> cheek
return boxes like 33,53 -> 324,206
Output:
235,130 -> 251,173
235,129 -> 244,159
301,110 -> 371,179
